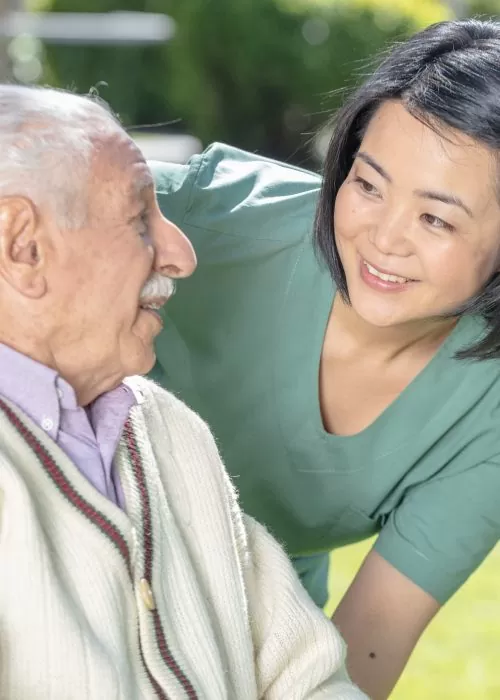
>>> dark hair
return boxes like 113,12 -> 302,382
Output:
314,18 -> 500,360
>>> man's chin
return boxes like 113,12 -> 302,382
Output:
128,347 -> 156,378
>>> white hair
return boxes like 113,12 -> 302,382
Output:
0,85 -> 121,229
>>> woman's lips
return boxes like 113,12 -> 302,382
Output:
359,258 -> 417,292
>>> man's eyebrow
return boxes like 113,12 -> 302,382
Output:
414,189 -> 474,218
355,151 -> 392,182
355,150 -> 474,218
130,171 -> 155,199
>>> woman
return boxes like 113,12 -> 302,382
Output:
149,18 -> 500,699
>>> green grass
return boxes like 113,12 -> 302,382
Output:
326,541 -> 500,698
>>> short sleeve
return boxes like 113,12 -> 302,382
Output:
374,456 -> 500,604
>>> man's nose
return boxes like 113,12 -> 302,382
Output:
153,217 -> 197,278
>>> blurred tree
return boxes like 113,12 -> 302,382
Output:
160,0 -> 447,165
42,0 -> 176,128
467,0 -> 499,17
0,0 -> 24,81
41,0 -> 498,164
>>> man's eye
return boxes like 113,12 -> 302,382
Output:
421,213 -> 455,232
354,176 -> 378,195
138,212 -> 149,237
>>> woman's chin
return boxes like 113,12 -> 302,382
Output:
349,292 -> 412,329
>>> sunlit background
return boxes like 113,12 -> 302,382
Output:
0,0 -> 499,697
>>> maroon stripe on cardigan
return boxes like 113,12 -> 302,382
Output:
139,643 -> 170,700
0,398 -> 131,574
123,419 -> 199,700
123,420 -> 154,581
153,613 -> 199,700
0,399 -> 171,700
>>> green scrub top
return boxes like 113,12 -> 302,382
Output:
149,143 -> 500,607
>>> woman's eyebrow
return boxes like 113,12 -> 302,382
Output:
355,151 -> 392,182
414,188 -> 474,218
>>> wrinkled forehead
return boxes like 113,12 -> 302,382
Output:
90,129 -> 154,202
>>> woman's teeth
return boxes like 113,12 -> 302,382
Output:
364,261 -> 409,284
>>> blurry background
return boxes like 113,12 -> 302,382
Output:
1,0 -> 499,696
1,0 -> 497,166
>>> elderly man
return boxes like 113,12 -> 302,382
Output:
0,85 -> 365,700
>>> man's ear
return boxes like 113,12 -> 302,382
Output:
0,196 -> 48,299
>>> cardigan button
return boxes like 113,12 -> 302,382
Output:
139,578 -> 156,611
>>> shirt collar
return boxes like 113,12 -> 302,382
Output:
0,344 -> 84,439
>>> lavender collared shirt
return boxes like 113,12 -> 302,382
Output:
0,343 -> 135,510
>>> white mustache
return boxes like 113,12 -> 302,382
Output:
139,274 -> 176,301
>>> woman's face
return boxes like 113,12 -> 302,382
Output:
334,100 -> 500,328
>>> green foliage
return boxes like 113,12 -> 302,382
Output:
467,0 -> 500,19
278,0 -> 450,27
42,0 -> 175,128
162,0 -> 415,164
42,0 -> 497,163
328,540 -> 500,698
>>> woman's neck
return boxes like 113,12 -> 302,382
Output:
331,295 -> 459,362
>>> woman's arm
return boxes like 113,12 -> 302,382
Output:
334,451 -> 500,698
333,549 -> 439,699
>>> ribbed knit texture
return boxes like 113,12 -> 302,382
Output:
0,378 -> 367,700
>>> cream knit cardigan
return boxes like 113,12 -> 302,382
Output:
0,377 -> 366,700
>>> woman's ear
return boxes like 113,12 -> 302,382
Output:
0,196 -> 48,299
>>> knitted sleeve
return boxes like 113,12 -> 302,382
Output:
138,378 -> 366,699
241,515 -> 368,700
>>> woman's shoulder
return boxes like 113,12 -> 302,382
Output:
416,316 -> 500,467
150,143 -> 322,244
437,316 -> 500,409
191,142 -> 321,192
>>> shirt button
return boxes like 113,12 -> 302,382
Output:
134,389 -> 145,405
41,417 -> 54,431
139,577 -> 156,611
57,388 -> 64,399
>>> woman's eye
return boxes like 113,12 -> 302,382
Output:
421,213 -> 455,232
354,176 -> 379,196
